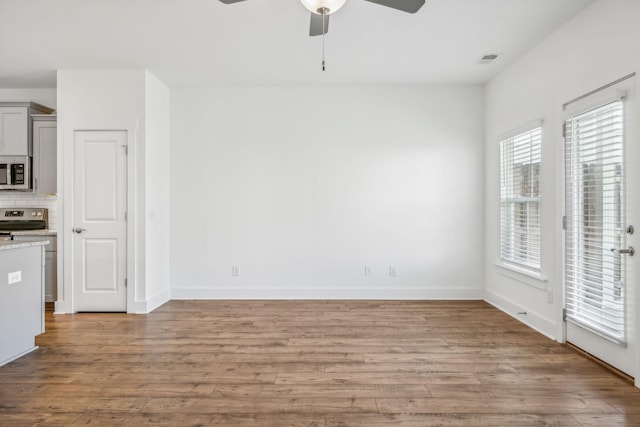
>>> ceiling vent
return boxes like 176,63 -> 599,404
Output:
479,54 -> 499,64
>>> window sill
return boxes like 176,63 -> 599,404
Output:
494,261 -> 548,290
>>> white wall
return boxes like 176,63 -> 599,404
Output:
0,89 -> 56,111
170,86 -> 485,299
56,70 -> 169,313
484,0 -> 640,378
144,71 -> 171,311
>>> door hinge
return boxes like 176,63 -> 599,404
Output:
562,215 -> 567,230
122,144 -> 128,155
562,122 -> 567,139
125,278 -> 128,288
124,211 -> 127,221
562,308 -> 567,321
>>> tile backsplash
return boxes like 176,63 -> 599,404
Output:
0,194 -> 58,230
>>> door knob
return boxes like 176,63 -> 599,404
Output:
611,247 -> 635,256
72,227 -> 86,234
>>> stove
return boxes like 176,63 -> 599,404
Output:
0,208 -> 48,240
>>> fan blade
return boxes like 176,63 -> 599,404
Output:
218,0 -> 250,3
362,0 -> 425,13
309,13 -> 330,36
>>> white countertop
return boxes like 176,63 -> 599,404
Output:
0,240 -> 50,251
10,230 -> 57,236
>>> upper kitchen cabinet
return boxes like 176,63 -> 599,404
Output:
0,102 -> 54,156
32,115 -> 57,195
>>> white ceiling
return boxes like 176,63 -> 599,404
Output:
0,0 -> 593,88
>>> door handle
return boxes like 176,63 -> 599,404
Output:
72,227 -> 86,234
611,246 -> 635,256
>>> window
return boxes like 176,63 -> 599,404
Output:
499,125 -> 542,272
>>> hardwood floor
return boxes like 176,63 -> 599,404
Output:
1,300 -> 640,426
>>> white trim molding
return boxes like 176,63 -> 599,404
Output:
145,290 -> 171,313
494,261 -> 548,290
484,289 -> 558,341
171,287 -> 484,301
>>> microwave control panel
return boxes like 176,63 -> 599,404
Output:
11,164 -> 25,185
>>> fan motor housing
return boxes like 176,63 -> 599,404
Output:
300,0 -> 347,15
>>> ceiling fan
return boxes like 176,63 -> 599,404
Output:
218,0 -> 425,70
218,0 -> 425,36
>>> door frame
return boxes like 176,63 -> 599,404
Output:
558,71 -> 639,386
57,117 -> 139,314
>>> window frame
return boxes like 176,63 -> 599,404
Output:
498,122 -> 543,276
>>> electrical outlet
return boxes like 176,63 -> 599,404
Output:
389,266 -> 397,277
8,271 -> 22,284
232,266 -> 240,277
364,266 -> 371,277
547,289 -> 554,304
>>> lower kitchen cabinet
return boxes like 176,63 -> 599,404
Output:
0,242 -> 45,367
11,234 -> 57,302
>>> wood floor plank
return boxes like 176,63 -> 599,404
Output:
0,413 -> 83,427
1,300 -> 639,426
323,362 -> 518,374
0,396 -> 149,413
375,397 -> 619,414
325,414 -> 584,427
213,384 -> 432,399
140,396 -> 377,414
70,413 -> 326,426
573,414 -> 640,426
275,372 -> 482,385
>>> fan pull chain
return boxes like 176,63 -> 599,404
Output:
322,11 -> 326,71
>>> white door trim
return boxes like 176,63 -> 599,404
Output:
58,116 -> 139,314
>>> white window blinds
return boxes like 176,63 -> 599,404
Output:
499,126 -> 542,272
564,100 -> 626,344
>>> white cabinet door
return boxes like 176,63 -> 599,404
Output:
33,118 -> 57,194
45,251 -> 57,302
0,107 -> 29,156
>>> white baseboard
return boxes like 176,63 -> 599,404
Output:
484,289 -> 558,341
0,346 -> 39,368
51,287 -> 484,313
170,287 -> 484,300
127,289 -> 170,314
54,291 -> 170,314
54,300 -> 70,314
146,289 -> 171,313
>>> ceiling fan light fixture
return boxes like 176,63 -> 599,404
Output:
300,0 -> 347,15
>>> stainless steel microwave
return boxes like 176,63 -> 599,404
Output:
0,156 -> 31,191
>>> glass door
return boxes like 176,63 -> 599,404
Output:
564,90 -> 635,376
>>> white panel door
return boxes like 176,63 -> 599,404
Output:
564,80 -> 636,376
73,131 -> 127,312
